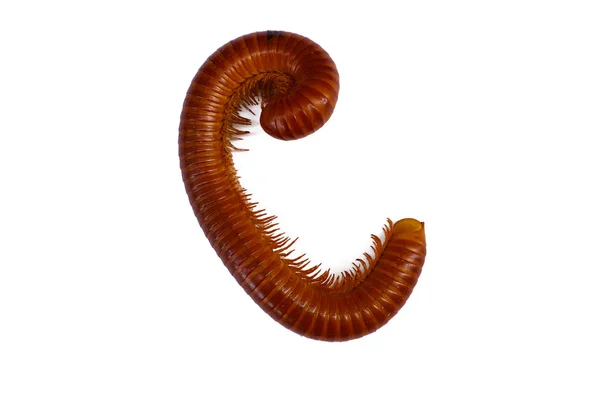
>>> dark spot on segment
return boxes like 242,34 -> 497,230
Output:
267,30 -> 283,41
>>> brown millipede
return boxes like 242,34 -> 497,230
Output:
179,31 -> 426,341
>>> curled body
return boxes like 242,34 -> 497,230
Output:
179,31 -> 426,341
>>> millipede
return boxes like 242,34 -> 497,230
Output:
179,30 -> 426,341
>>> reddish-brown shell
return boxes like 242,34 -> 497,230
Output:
179,31 -> 426,341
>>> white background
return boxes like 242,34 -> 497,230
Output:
1,0 -> 599,398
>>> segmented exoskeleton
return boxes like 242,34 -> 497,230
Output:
179,31 -> 426,341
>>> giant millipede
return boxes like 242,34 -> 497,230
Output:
179,31 -> 426,341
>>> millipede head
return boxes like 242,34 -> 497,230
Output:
392,218 -> 426,242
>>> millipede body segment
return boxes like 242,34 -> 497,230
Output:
179,31 -> 426,341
